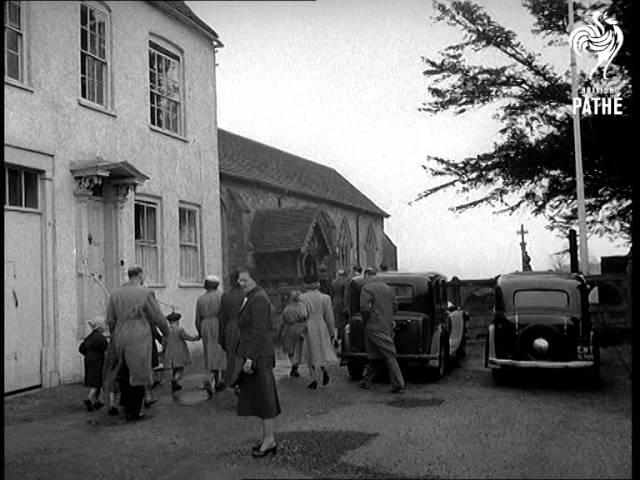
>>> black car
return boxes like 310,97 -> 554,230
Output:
340,272 -> 467,380
484,271 -> 599,382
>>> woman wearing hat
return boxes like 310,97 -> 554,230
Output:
300,274 -> 338,389
195,274 -> 227,397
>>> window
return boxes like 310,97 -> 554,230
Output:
179,205 -> 201,282
135,200 -> 160,284
149,40 -> 183,134
364,222 -> 377,269
4,0 -> 23,82
80,2 -> 109,106
514,290 -> 569,309
338,218 -> 353,270
4,166 -> 38,209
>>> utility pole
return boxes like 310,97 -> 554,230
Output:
518,224 -> 532,271
568,0 -> 590,274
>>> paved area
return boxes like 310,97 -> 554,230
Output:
4,340 -> 632,479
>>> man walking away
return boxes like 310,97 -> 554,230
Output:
359,267 -> 405,394
106,265 -> 170,420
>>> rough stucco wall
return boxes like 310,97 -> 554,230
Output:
4,1 -> 220,384
221,180 -> 385,275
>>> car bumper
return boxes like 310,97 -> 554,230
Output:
487,357 -> 597,369
486,325 -> 597,369
339,352 -> 439,361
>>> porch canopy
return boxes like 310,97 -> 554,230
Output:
70,157 -> 150,188
250,207 -> 333,254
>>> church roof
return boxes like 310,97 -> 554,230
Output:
218,129 -> 389,217
250,208 -> 332,254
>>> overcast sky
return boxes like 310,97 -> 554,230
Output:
187,0 -> 628,278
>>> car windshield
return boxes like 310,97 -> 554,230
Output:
513,289 -> 569,309
388,283 -> 414,303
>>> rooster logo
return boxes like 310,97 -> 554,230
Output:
569,10 -> 624,79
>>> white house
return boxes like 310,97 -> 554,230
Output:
4,0 -> 223,393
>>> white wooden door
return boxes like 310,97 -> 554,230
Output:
82,198 -> 108,326
4,209 -> 43,393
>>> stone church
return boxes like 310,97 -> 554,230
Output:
218,129 -> 397,298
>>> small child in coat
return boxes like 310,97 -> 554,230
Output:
163,312 -> 200,392
79,318 -> 109,411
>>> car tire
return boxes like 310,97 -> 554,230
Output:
435,335 -> 449,380
347,359 -> 365,381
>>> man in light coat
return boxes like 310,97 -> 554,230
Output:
359,267 -> 405,393
106,265 -> 170,420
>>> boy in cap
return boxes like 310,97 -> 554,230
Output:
163,312 -> 200,392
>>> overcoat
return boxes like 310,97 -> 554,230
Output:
236,286 -> 281,419
105,281 -> 170,386
219,286 -> 245,386
195,289 -> 227,371
300,289 -> 338,367
79,329 -> 108,388
359,279 -> 398,360
163,324 -> 199,369
330,276 -> 350,329
277,300 -> 308,357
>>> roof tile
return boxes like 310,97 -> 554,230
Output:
219,129 -> 388,217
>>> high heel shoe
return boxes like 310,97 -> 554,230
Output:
251,442 -> 277,457
307,380 -> 318,390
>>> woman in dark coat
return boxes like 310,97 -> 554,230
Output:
236,268 -> 281,457
219,269 -> 246,390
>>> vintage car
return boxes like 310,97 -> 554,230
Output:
340,272 -> 468,380
484,271 -> 600,382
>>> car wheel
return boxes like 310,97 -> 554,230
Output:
347,359 -> 365,381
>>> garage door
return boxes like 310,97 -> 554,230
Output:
4,167 -> 43,394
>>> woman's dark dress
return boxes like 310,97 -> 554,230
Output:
236,286 -> 281,419
79,329 -> 108,388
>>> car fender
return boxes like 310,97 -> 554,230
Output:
430,323 -> 447,355
448,309 -> 466,353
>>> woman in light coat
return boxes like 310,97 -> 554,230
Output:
300,274 -> 338,389
195,274 -> 227,397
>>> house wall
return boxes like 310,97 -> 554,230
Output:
4,1 -> 221,386
220,178 -> 386,280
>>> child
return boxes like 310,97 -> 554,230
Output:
79,318 -> 108,411
163,312 -> 200,392
102,334 -> 120,416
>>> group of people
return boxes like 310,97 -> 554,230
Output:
78,262 -> 403,457
277,274 -> 339,389
78,266 -> 280,456
278,264 -> 405,394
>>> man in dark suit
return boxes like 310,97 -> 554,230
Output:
359,267 -> 405,394
330,269 -> 350,345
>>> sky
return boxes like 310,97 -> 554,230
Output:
187,0 -> 629,278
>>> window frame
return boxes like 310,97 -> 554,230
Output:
79,1 -> 111,110
4,164 -> 40,211
364,222 -> 377,269
134,197 -> 163,286
4,0 -> 28,86
178,203 -> 202,284
148,37 -> 185,137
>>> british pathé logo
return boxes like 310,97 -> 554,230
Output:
569,10 -> 624,79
